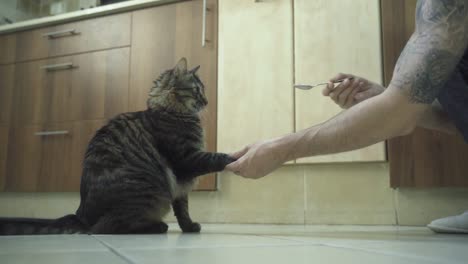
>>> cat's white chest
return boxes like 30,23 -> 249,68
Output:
164,167 -> 195,199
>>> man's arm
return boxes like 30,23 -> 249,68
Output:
417,100 -> 460,134
227,0 -> 468,178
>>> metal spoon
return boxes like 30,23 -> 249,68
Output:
294,77 -> 354,90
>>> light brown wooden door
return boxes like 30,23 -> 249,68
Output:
217,0 -> 294,160
294,0 -> 385,163
131,0 -> 218,190
381,0 -> 468,187
12,48 -> 129,125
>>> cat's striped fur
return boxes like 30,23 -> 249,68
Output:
0,58 -> 235,235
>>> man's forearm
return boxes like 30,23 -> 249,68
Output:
278,88 -> 427,161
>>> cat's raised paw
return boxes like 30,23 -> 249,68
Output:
181,222 -> 201,233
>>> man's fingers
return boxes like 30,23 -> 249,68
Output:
330,78 -> 351,102
229,145 -> 250,159
354,89 -> 376,102
225,161 -> 239,172
343,85 -> 361,109
330,72 -> 352,82
337,79 -> 358,106
322,82 -> 334,96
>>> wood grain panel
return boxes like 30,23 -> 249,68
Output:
68,48 -> 129,121
37,123 -> 74,192
131,1 -> 219,190
217,0 -> 294,151
0,33 -> 16,64
15,13 -> 131,62
294,0 -> 385,163
5,120 -> 106,192
13,48 -> 129,125
5,125 -> 43,191
381,0 -> 468,187
0,65 -> 14,124
0,125 -> 8,191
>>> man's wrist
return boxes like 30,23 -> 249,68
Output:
273,133 -> 301,162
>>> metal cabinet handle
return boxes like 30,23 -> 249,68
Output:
35,131 -> 69,136
42,29 -> 80,38
40,62 -> 77,71
202,0 -> 209,47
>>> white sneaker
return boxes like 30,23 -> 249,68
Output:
427,211 -> 468,234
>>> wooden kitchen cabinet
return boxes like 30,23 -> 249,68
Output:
5,125 -> 43,191
5,120 -> 106,192
12,48 -> 129,126
15,13 -> 131,62
217,0 -> 294,154
294,0 -> 386,163
131,0 -> 219,190
0,33 -> 16,64
2,0 -> 219,192
0,65 -> 14,124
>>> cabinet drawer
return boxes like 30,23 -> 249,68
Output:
13,48 -> 129,125
5,120 -> 106,192
0,34 -> 16,64
15,13 -> 131,62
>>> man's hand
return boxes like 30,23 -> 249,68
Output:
322,73 -> 385,109
225,139 -> 290,179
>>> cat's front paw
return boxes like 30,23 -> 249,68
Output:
181,222 -> 201,233
221,154 -> 237,169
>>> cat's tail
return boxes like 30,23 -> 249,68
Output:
0,214 -> 89,235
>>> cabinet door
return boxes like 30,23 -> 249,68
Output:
0,125 -> 8,190
13,48 -> 129,125
131,0 -> 219,190
294,0 -> 385,163
217,0 -> 294,152
0,65 -> 14,124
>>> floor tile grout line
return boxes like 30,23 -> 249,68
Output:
92,235 -> 137,264
257,234 -> 449,264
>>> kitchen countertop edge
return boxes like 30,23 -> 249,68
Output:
0,0 -> 190,35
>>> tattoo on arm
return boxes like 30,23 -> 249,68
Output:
391,0 -> 468,104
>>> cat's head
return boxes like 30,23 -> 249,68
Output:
147,58 -> 208,114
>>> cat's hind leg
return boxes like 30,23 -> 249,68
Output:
172,195 -> 201,233
91,197 -> 172,234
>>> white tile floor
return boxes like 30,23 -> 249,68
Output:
1,224 -> 467,264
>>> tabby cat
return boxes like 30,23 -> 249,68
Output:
0,58 -> 235,235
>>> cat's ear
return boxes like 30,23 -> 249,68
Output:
189,65 -> 200,74
174,57 -> 187,75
